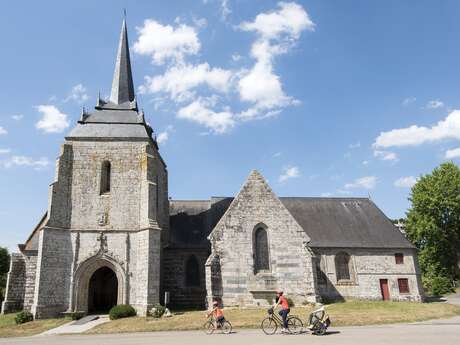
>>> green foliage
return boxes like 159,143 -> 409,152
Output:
149,304 -> 166,318
69,311 -> 85,320
405,162 -> 460,295
14,311 -> 33,325
0,247 -> 10,303
109,304 -> 136,320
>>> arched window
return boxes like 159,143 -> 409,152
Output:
100,161 -> 111,194
185,255 -> 200,287
316,257 -> 327,285
335,252 -> 351,282
254,227 -> 270,273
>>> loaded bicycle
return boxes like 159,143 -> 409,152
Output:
260,307 -> 303,335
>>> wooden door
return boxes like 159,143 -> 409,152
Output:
380,279 -> 390,301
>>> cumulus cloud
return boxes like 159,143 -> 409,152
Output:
157,125 -> 174,144
237,2 -> 314,120
445,147 -> 460,159
177,98 -> 235,134
133,19 -> 200,65
374,110 -> 460,148
140,63 -> 232,102
279,165 -> 300,183
220,0 -> 231,20
35,105 -> 69,133
394,176 -> 417,188
64,84 -> 89,103
1,156 -> 49,170
426,99 -> 444,109
373,150 -> 398,162
0,126 -> 7,135
344,176 -> 377,190
11,114 -> 23,121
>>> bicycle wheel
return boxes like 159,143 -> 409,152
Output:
203,320 -> 215,335
222,320 -> 232,334
261,317 -> 277,335
287,316 -> 303,334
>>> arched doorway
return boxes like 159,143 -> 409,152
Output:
88,266 -> 118,313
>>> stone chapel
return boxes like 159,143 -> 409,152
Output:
1,19 -> 423,318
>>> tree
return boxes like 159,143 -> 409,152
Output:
405,162 -> 460,295
0,247 -> 10,303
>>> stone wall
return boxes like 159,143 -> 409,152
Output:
314,247 -> 423,301
163,248 -> 208,310
22,253 -> 38,311
1,254 -> 25,313
207,171 -> 317,307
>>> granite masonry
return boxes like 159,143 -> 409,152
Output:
2,19 -> 423,319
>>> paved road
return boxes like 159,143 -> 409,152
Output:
1,315 -> 460,345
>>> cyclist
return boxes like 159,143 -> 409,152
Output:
207,301 -> 225,328
273,290 -> 290,333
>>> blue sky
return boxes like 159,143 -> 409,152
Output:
1,0 -> 460,251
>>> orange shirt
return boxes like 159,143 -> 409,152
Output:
279,296 -> 289,310
213,307 -> 224,318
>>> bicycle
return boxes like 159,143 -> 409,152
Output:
261,307 -> 303,335
203,315 -> 232,335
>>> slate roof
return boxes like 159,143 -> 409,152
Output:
168,197 -> 414,249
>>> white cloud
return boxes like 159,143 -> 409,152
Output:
140,63 -> 232,102
1,156 -> 49,170
0,148 -> 11,154
349,142 -> 361,149
320,192 -> 332,197
362,160 -> 369,166
192,17 -> 207,28
445,147 -> 460,159
402,97 -> 416,106
133,19 -> 200,65
373,150 -> 398,162
220,0 -> 231,20
35,105 -> 69,133
344,176 -> 377,190
426,99 -> 444,109
279,165 -> 300,182
177,98 -> 235,134
0,126 -> 7,135
273,152 -> 282,158
231,53 -> 241,62
374,110 -> 460,148
157,125 -> 174,144
237,2 -> 314,120
239,2 -> 315,40
394,176 -> 417,188
11,114 -> 23,121
64,84 -> 89,103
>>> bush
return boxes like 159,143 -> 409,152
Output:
69,311 -> 85,320
149,304 -> 166,318
109,304 -> 136,320
425,275 -> 454,296
15,311 -> 33,324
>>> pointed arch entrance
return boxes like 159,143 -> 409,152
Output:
73,255 -> 126,313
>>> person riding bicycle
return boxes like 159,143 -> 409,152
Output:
207,301 -> 225,328
273,290 -> 290,333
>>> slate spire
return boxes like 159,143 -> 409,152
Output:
110,16 -> 135,105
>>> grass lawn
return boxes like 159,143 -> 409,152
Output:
0,313 -> 68,338
88,300 -> 460,334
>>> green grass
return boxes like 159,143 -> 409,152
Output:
88,300 -> 460,335
0,313 -> 68,338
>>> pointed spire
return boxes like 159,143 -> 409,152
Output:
110,15 -> 135,106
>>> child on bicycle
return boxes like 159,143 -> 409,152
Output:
273,290 -> 290,333
207,300 -> 225,327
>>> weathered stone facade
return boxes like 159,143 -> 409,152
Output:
206,171 -> 318,307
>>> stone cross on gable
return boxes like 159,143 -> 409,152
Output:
97,232 -> 108,253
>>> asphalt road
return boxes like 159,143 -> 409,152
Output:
1,315 -> 460,345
